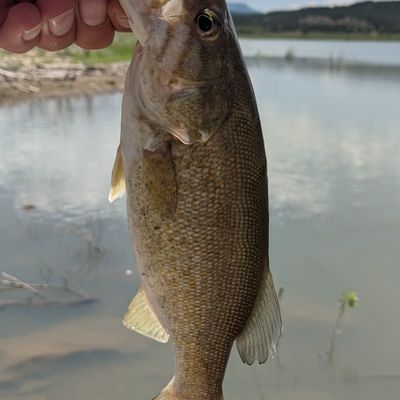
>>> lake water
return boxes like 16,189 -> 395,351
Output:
1,39 -> 400,400
240,38 -> 400,67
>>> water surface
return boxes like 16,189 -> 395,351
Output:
1,40 -> 399,400
241,38 -> 400,67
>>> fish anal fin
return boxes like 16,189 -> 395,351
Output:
109,145 -> 126,203
123,287 -> 169,343
236,263 -> 282,365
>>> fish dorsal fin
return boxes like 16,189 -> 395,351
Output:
236,263 -> 282,365
123,287 -> 169,343
108,145 -> 126,203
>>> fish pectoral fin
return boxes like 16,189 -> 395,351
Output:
236,262 -> 282,365
108,145 -> 126,203
123,287 -> 169,343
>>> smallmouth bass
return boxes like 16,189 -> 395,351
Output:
110,1 -> 282,399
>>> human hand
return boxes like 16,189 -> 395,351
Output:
0,0 -> 131,53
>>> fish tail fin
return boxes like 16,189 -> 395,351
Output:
153,380 -> 223,400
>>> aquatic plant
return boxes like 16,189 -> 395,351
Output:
325,290 -> 359,364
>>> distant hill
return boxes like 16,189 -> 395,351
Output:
233,1 -> 400,35
229,2 -> 260,15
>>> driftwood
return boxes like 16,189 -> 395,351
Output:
0,61 -> 127,84
0,296 -> 97,309
0,272 -> 98,309
0,68 -> 30,80
0,60 -> 90,83
9,81 -> 40,93
36,62 -> 86,71
0,59 -> 129,105
0,67 -> 83,82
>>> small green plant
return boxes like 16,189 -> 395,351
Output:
326,290 -> 359,364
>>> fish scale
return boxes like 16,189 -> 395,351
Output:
111,1 -> 282,399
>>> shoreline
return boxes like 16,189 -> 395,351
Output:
236,32 -> 400,41
0,61 -> 128,107
3,55 -> 400,106
1,33 -> 400,107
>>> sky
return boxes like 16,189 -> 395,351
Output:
229,0 -> 398,13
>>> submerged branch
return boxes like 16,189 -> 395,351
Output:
0,271 -> 98,309
0,296 -> 97,309
0,272 -> 45,298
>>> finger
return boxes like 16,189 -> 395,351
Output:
108,0 -> 131,32
0,3 -> 41,53
0,1 -> 9,27
75,0 -> 114,50
36,0 -> 75,51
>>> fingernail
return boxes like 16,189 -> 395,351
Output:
80,1 -> 107,27
49,9 -> 74,36
115,13 -> 131,29
22,23 -> 42,41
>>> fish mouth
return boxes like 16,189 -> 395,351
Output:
119,0 -> 173,43
153,70 -> 216,97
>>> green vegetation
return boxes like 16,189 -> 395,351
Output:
233,1 -> 400,40
3,2 -> 399,70
325,290 -> 359,364
67,2 -> 400,65
58,33 -> 136,65
52,2 -> 400,66
0,33 -> 136,67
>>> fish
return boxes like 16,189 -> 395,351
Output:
109,1 -> 282,399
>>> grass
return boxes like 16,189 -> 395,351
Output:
0,33 -> 136,69
57,32 -> 137,65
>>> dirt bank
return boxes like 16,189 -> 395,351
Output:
0,51 -> 128,107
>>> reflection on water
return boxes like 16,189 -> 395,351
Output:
241,38 -> 400,67
0,95 -> 123,221
248,57 -> 400,220
1,43 -> 400,400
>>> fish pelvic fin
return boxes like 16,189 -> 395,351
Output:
123,287 -> 169,343
109,145 -> 126,203
236,261 -> 282,365
153,379 -> 223,400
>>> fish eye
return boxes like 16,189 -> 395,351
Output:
195,9 -> 220,39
